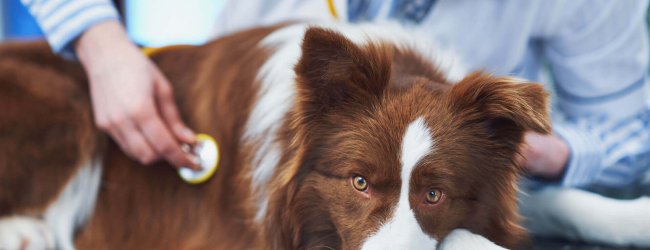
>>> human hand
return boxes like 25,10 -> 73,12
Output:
518,132 -> 570,180
75,21 -> 198,169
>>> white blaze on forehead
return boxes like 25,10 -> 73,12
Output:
361,117 -> 438,249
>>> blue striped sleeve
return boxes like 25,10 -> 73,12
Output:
21,0 -> 119,58
554,106 -> 650,188
553,121 -> 604,187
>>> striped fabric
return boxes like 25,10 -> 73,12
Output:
21,0 -> 119,58
556,104 -> 650,188
348,0 -> 436,23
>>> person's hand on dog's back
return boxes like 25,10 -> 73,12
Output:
75,21 -> 199,169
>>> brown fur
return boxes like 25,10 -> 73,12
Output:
0,25 -> 549,249
0,42 -> 99,216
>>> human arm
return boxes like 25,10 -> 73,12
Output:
524,0 -> 650,188
22,0 -> 198,168
75,21 -> 198,168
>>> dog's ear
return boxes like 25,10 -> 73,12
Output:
274,28 -> 393,225
294,27 -> 391,119
446,72 -> 546,249
447,72 -> 550,139
288,27 -> 392,180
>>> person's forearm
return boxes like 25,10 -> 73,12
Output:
75,20 -> 137,75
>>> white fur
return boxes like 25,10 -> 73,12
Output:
246,23 -> 468,222
0,216 -> 55,250
247,24 -> 305,222
44,157 -> 103,250
360,117 -> 437,249
520,187 -> 650,247
248,24 -> 303,190
438,229 -> 506,250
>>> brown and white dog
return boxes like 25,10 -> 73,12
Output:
0,23 -> 550,249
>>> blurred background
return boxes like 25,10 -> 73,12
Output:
0,0 -> 225,46
2,0 -> 650,52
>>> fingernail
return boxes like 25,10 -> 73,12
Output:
181,144 -> 192,153
191,156 -> 201,169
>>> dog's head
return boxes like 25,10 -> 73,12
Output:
269,27 -> 550,249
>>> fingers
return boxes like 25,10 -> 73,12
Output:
135,100 -> 199,169
153,71 -> 196,145
84,43 -> 199,169
116,120 -> 158,164
95,100 -> 198,169
96,114 -> 157,165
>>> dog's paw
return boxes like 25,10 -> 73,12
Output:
438,229 -> 506,250
521,188 -> 650,247
0,216 -> 55,250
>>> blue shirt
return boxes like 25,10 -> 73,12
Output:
24,0 -> 650,189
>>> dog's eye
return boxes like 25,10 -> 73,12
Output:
352,176 -> 368,192
425,189 -> 443,204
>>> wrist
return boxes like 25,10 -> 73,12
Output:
544,135 -> 569,178
523,133 -> 570,179
75,21 -> 137,74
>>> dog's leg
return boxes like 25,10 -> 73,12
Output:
520,187 -> 650,247
43,157 -> 103,250
438,229 -> 506,250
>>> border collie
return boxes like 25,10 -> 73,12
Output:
0,23 -> 550,249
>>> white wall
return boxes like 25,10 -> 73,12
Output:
126,0 -> 225,47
